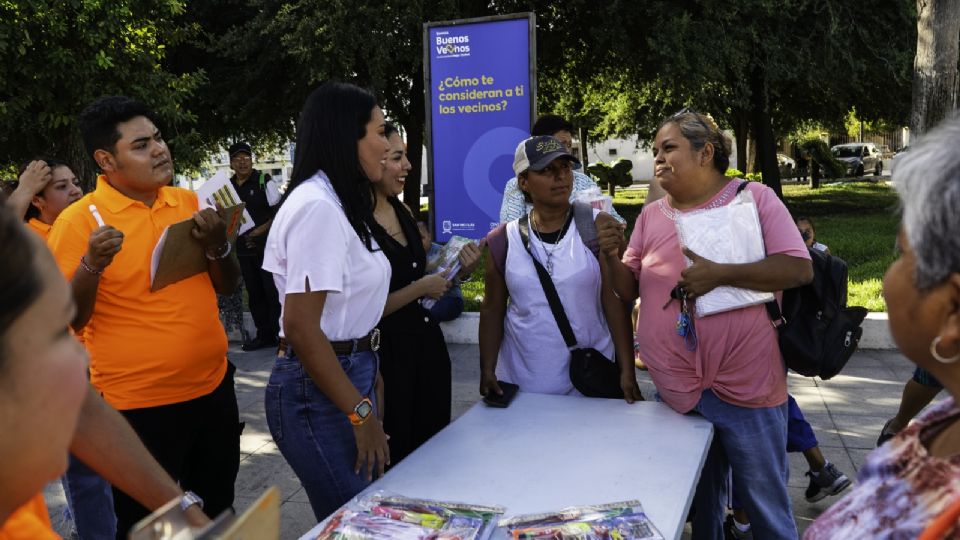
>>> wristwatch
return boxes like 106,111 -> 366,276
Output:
348,397 -> 374,426
179,490 -> 204,511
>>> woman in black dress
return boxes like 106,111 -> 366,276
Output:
372,123 -> 481,463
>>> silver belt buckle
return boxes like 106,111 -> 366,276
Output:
369,328 -> 381,352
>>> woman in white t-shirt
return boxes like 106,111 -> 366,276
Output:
262,82 -> 392,520
479,135 -> 642,401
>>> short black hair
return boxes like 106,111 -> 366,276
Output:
531,114 -> 574,137
78,96 -> 158,159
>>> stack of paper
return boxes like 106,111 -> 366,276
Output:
675,189 -> 774,317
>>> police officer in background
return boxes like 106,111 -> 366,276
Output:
228,142 -> 281,351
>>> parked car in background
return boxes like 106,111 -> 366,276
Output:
831,142 -> 883,176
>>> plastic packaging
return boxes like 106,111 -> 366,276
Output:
314,492 -> 505,540
675,188 -> 775,317
498,500 -> 664,540
421,236 -> 474,310
572,186 -> 614,215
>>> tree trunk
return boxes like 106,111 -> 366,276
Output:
578,126 -> 589,165
57,133 -> 97,192
909,0 -> 960,137
404,65 -> 426,221
810,160 -> 821,190
749,68 -> 783,198
732,108 -> 749,174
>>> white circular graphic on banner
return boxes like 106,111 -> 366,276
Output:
462,126 -> 528,221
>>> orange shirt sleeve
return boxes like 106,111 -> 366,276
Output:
47,198 -> 96,281
0,494 -> 59,540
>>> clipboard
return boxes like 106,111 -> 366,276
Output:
128,486 -> 280,540
149,203 -> 245,292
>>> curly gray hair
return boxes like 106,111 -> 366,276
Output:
892,114 -> 960,290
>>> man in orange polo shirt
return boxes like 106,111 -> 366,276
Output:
47,96 -> 242,537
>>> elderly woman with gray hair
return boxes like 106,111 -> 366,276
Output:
805,116 -> 960,539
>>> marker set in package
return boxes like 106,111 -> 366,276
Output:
314,493 -> 504,540
498,500 -> 664,540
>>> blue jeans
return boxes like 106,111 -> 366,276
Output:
691,389 -> 797,540
62,455 -> 116,540
265,350 -> 379,521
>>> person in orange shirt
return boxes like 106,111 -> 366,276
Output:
5,159 -> 82,241
0,205 -> 211,539
46,96 -> 241,537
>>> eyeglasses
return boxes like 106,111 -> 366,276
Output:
670,107 -> 709,130
531,160 -> 573,177
671,106 -> 700,118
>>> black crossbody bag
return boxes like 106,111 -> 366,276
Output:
517,213 -> 623,398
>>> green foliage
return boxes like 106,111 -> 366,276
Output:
784,182 -> 898,310
587,159 -> 633,190
0,0 -> 207,182
725,168 -> 744,177
799,138 -> 847,179
531,0 -> 915,197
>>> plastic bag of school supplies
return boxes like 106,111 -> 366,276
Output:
422,236 -> 473,309
315,492 -> 505,540
498,500 -> 663,540
425,236 -> 474,275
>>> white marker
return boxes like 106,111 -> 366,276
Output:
89,204 -> 105,227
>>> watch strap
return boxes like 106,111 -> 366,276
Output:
179,490 -> 204,511
348,397 -> 374,426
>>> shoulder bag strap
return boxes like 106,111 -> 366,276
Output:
518,214 -> 579,348
572,202 -> 600,258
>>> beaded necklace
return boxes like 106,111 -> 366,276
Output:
658,180 -> 741,221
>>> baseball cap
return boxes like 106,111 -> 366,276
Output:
228,142 -> 253,158
513,135 -> 580,176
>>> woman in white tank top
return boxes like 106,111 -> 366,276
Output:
479,135 -> 642,401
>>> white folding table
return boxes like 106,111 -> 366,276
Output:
301,392 -> 713,540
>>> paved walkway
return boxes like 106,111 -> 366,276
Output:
45,344 -> 940,539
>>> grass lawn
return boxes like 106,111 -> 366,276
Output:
454,180 -> 898,312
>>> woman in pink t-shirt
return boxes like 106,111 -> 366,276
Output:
599,109 -> 812,540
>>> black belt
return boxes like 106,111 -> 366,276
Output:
277,329 -> 380,358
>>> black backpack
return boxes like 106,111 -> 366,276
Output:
766,247 -> 868,379
734,181 -> 867,379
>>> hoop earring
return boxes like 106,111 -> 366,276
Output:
930,336 -> 960,364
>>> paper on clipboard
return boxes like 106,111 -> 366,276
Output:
149,203 -> 245,292
196,169 -> 254,235
675,188 -> 774,317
